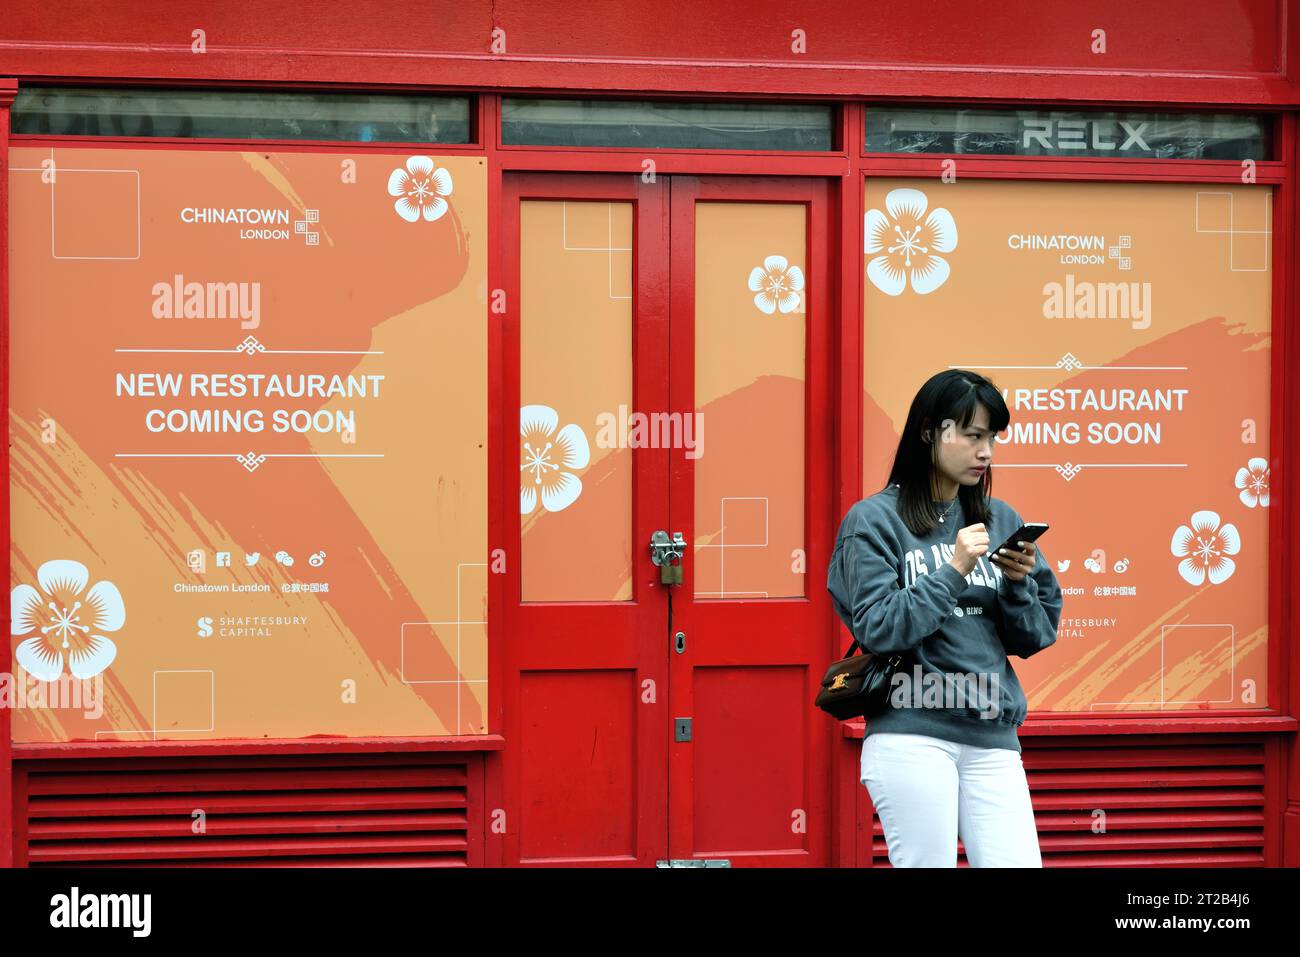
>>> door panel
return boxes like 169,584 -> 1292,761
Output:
500,174 -> 833,867
691,200 -> 807,600
502,175 -> 669,866
668,177 -> 834,866
519,199 -> 635,602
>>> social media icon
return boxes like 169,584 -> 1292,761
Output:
1114,558 -> 1130,573
187,549 -> 206,573
275,550 -> 295,567
1056,559 -> 1071,573
245,552 -> 261,567
216,551 -> 231,568
308,550 -> 326,568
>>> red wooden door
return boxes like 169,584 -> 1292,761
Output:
500,173 -> 833,866
667,177 -> 834,866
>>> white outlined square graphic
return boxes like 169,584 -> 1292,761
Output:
153,669 -> 216,736
1159,623 -> 1236,706
91,668 -> 217,740
1088,624 -> 1237,710
399,566 -> 487,685
51,167 -> 142,260
154,670 -> 217,738
1195,190 -> 1272,272
401,622 -> 452,683
719,496 -> 769,547
399,562 -> 488,734
559,201 -> 632,300
695,497 -> 773,598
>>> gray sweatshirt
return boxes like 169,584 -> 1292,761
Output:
826,483 -> 1063,753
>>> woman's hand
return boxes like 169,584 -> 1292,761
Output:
947,522 -> 989,577
991,540 -> 1037,582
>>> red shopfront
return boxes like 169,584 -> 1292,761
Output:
1,1 -> 1299,868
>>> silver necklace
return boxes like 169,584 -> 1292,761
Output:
936,496 -> 958,524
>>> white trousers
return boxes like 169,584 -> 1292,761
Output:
860,731 -> 1043,867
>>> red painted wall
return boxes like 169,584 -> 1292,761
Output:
2,0 -> 1300,868
0,0 -> 1298,103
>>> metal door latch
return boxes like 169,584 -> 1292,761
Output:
650,530 -> 686,586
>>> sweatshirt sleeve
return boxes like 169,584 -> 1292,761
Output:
996,512 -> 1063,659
827,507 -> 968,655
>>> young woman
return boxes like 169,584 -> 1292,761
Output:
827,368 -> 1063,867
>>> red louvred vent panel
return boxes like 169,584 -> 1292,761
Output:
865,739 -> 1267,867
19,752 -> 476,867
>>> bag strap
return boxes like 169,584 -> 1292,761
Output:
845,638 -> 904,663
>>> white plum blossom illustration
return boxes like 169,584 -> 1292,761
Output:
1170,510 -> 1241,586
11,559 -> 124,681
387,155 -> 454,223
865,187 -> 958,296
1235,457 -> 1270,508
748,255 -> 805,314
521,404 -> 591,514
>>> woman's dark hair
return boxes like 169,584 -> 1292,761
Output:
884,369 -> 1011,537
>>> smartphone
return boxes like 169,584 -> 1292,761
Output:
992,522 -> 1049,558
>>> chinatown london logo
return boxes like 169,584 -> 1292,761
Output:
179,205 -> 321,246
864,187 -> 958,296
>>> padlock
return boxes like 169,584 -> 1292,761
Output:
650,530 -> 686,586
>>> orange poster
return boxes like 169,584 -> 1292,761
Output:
7,147 -> 487,741
864,178 -> 1271,713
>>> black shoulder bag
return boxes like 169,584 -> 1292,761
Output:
814,638 -> 903,721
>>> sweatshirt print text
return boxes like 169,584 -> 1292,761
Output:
826,484 -> 1064,753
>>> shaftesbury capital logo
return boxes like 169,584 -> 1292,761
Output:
864,187 -> 958,296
